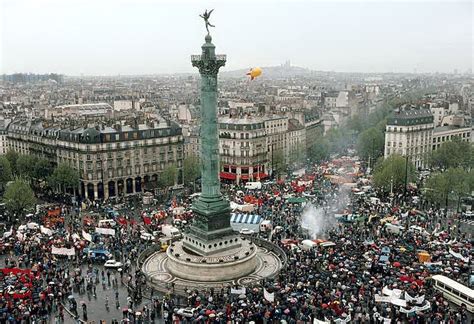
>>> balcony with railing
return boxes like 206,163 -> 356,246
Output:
191,54 -> 227,62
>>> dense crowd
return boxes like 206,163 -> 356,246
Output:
165,160 -> 472,323
0,156 -> 472,323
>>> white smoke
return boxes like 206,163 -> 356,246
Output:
300,187 -> 350,239
300,203 -> 336,239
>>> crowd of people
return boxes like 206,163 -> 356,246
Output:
0,155 -> 472,323
164,158 -> 472,323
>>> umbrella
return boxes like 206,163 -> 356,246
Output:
68,295 -> 74,299
393,262 -> 401,268
239,294 -> 246,299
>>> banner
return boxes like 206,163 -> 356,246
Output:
382,287 -> 402,298
333,314 -> 351,324
230,287 -> 246,295
263,289 -> 274,302
82,230 -> 92,242
95,227 -> 115,236
449,249 -> 469,262
51,246 -> 75,256
390,298 -> 407,307
374,294 -> 391,303
399,301 -> 431,314
40,226 -> 53,236
405,292 -> 425,304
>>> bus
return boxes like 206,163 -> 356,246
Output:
431,275 -> 474,313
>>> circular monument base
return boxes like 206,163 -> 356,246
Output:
166,239 -> 257,282
141,237 -> 284,294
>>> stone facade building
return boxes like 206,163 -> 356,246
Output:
384,109 -> 434,169
432,125 -> 472,150
218,116 -> 268,183
7,118 -> 183,200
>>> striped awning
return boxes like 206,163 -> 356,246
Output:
230,213 -> 262,224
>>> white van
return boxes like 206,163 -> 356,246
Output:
299,239 -> 318,251
245,182 -> 262,190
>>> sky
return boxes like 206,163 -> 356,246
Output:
0,0 -> 472,75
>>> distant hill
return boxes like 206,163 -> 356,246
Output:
221,65 -> 315,78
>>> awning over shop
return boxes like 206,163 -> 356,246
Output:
220,172 -> 237,180
254,172 -> 268,179
230,213 -> 262,224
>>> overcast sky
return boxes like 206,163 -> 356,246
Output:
0,0 -> 472,75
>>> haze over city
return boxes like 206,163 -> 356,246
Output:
1,0 -> 472,75
0,0 -> 474,322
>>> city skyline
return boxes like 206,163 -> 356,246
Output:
0,0 -> 472,75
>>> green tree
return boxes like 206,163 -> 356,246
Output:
159,165 -> 177,188
16,155 -> 38,179
5,150 -> 19,175
33,158 -> 53,180
431,138 -> 472,170
183,156 -> 201,186
0,156 -> 13,189
373,154 -> 416,193
356,127 -> 385,161
308,138 -> 330,162
424,168 -> 470,208
49,163 -> 80,193
272,149 -> 286,179
3,179 -> 36,219
289,143 -> 306,167
347,115 -> 365,133
326,128 -> 352,154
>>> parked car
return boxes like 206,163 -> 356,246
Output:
239,228 -> 255,235
176,307 -> 195,318
104,260 -> 123,269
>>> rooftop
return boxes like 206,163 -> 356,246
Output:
433,125 -> 472,133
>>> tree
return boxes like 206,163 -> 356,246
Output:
16,155 -> 37,179
183,156 -> 201,186
159,165 -> 177,188
308,138 -> 330,163
33,158 -> 53,180
326,128 -> 352,154
373,154 -> 416,193
346,115 -> 365,133
289,143 -> 305,167
0,156 -> 13,189
430,138 -> 472,170
424,168 -> 470,208
3,179 -> 36,219
356,127 -> 385,161
49,163 -> 80,193
5,150 -> 18,175
271,149 -> 286,179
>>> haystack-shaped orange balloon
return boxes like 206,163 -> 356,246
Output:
246,67 -> 262,80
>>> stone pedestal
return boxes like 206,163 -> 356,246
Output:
166,238 -> 257,282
